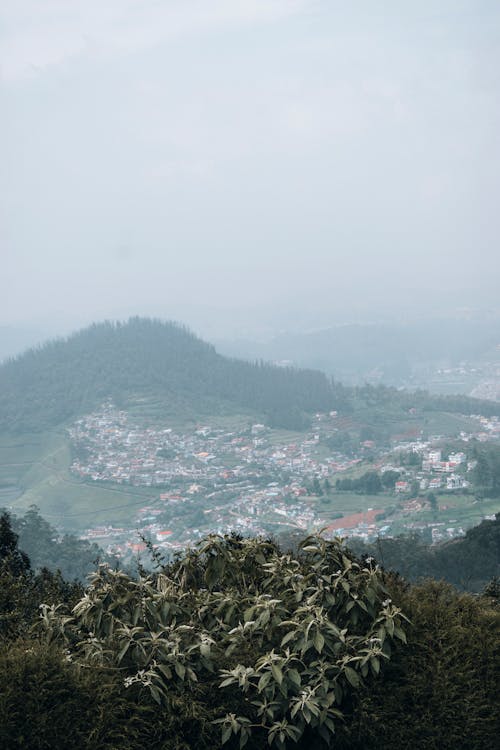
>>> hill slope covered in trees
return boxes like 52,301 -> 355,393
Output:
1,317 -> 499,438
0,318 -> 340,433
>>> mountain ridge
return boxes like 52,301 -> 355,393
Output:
2,317 -> 500,439
0,317 -> 339,433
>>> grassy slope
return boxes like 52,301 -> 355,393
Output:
350,401 -> 477,439
0,408 -> 291,530
0,430 -> 159,529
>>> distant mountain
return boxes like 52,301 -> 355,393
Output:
0,318 -> 340,433
217,317 -> 500,386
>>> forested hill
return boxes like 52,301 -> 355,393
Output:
2,317 -> 500,435
0,318 -> 341,433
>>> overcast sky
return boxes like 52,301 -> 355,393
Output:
1,1 -> 499,339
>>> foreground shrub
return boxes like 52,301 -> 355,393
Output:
44,534 -> 408,748
2,533 -> 499,750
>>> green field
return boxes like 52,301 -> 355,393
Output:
0,415 -> 303,531
0,429 -> 160,529
419,411 -> 477,436
349,402 -> 477,441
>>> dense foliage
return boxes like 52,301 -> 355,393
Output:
335,577 -> 500,750
0,512 -> 82,640
1,513 -> 499,749
470,442 -> 500,498
43,533 -> 407,749
335,471 -> 383,494
8,505 -> 112,581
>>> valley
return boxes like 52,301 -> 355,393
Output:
3,396 -> 499,563
1,319 -> 500,565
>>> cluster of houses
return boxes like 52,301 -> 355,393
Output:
389,416 -> 500,496
72,405 -> 355,555
469,413 -> 500,440
73,404 -> 500,557
388,447 -> 472,494
68,405 -> 359,490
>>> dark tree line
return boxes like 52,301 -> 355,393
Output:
353,382 -> 500,418
350,513 -> 500,592
0,511 -> 83,640
335,470 -> 398,494
470,442 -> 500,498
5,506 -> 112,581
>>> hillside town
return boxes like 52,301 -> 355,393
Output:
69,403 -> 500,558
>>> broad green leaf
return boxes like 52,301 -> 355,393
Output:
305,698 -> 320,717
344,666 -> 360,688
394,626 -> 407,643
257,672 -> 271,692
281,631 -> 296,647
271,663 -> 283,685
175,662 -> 186,680
287,668 -> 301,687
314,630 -> 325,653
158,664 -> 172,680
117,641 -> 130,664
150,686 -> 162,705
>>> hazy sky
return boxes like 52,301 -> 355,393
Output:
2,1 -> 499,339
